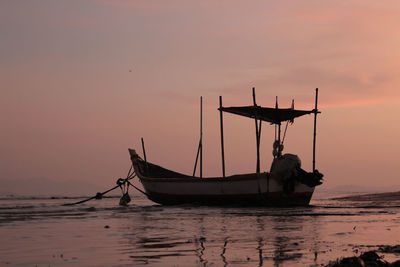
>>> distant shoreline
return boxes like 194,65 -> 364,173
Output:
331,191 -> 400,201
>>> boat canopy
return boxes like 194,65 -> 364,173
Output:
219,106 -> 316,124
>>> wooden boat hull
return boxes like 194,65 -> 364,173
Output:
130,149 -> 315,206
139,186 -> 314,206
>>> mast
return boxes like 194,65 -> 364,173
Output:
277,96 -> 280,155
200,96 -> 203,178
312,88 -> 319,171
278,123 -> 281,148
141,137 -> 149,171
274,96 -> 281,159
141,137 -> 147,163
219,96 -> 226,178
253,87 -> 260,173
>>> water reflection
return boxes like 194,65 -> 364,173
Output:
120,206 -> 322,266
195,236 -> 207,266
271,216 -> 305,265
2,196 -> 400,266
257,237 -> 264,266
221,237 -> 228,267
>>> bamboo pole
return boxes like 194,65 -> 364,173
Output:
253,87 -> 260,173
141,137 -> 149,172
200,96 -> 203,178
141,137 -> 147,162
219,96 -> 226,178
274,96 -> 279,158
313,88 -> 319,171
278,123 -> 281,156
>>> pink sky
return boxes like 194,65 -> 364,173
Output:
1,0 -> 400,194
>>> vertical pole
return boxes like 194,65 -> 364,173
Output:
141,137 -> 147,162
200,96 -> 203,178
278,123 -> 281,152
258,119 -> 262,163
313,88 -> 319,171
219,96 -> 226,178
274,96 -> 279,159
141,137 -> 149,172
253,87 -> 260,173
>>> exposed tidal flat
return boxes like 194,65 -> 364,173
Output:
1,191 -> 400,266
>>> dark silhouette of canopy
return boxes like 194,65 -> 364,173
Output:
219,106 -> 316,124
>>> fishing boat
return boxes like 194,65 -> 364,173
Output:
129,88 -> 323,206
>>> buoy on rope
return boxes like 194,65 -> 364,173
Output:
63,165 -> 138,206
118,176 -> 132,206
62,164 -> 149,206
119,193 -> 131,206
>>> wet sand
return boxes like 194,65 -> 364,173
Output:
325,248 -> 400,267
324,190 -> 400,266
1,191 -> 400,266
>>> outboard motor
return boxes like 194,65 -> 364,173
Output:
271,154 -> 323,192
270,154 -> 301,181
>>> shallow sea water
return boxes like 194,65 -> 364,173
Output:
1,191 -> 400,266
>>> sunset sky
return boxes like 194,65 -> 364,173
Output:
1,0 -> 400,194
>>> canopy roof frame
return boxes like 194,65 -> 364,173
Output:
218,105 -> 318,124
217,88 -> 320,174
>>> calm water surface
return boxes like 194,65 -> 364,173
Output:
1,191 -> 400,266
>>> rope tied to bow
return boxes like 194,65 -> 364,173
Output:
63,164 -> 147,206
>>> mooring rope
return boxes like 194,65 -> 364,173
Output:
127,180 -> 149,197
62,183 -> 122,206
63,165 -> 142,206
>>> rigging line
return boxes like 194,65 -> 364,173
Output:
281,120 -> 290,144
62,184 -> 120,206
63,174 -> 137,206
127,173 -> 136,180
126,165 -> 133,178
193,140 -> 201,176
127,181 -> 149,197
